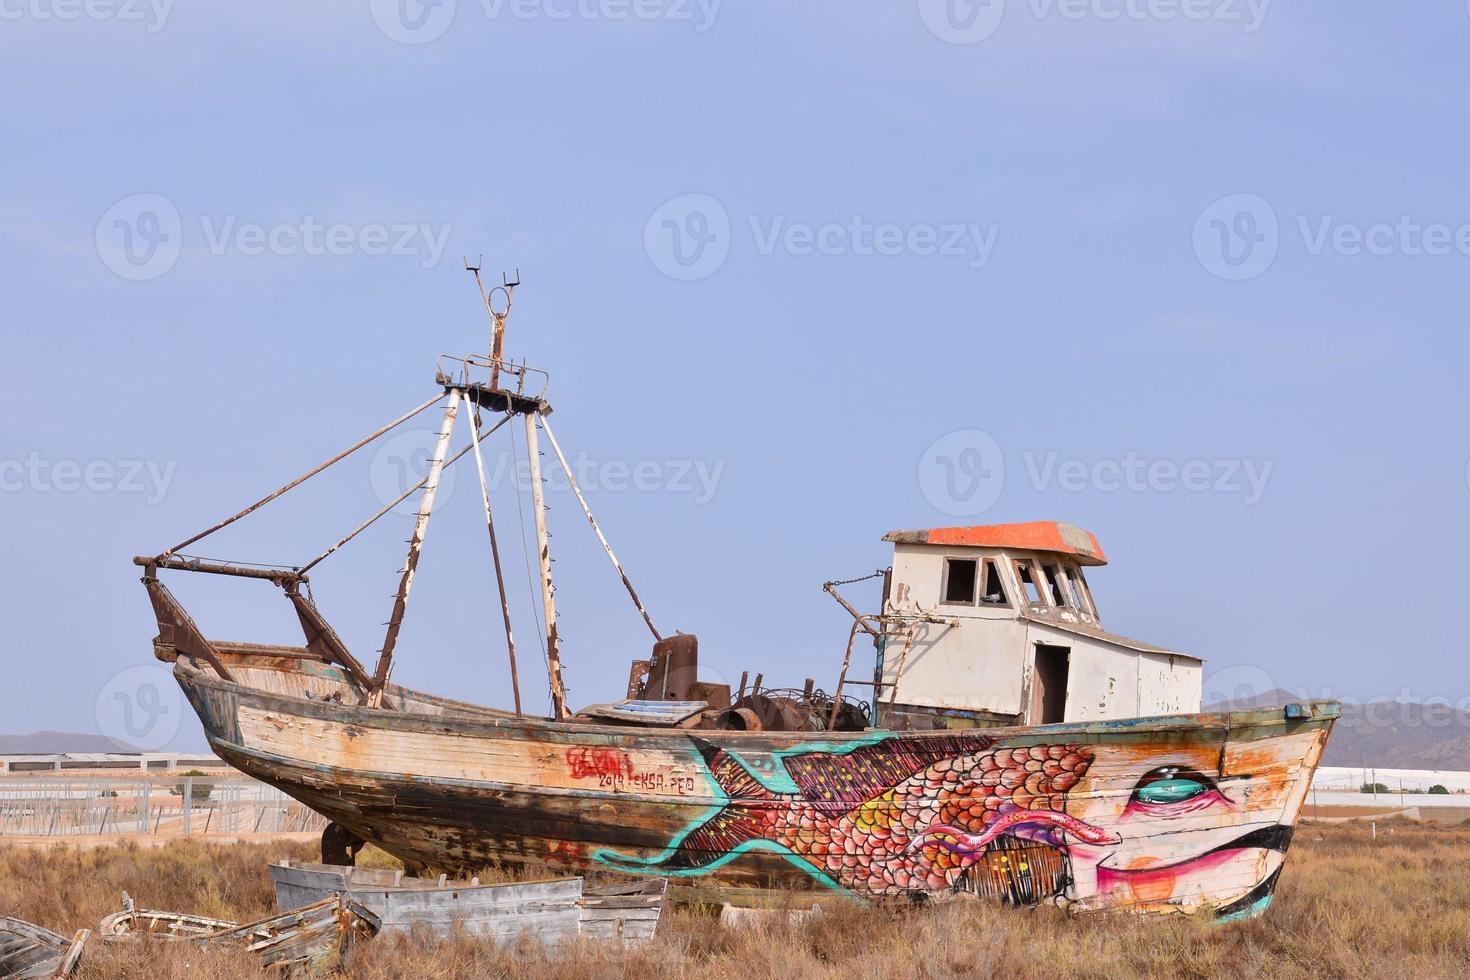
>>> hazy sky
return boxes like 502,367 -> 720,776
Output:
2,1 -> 1467,749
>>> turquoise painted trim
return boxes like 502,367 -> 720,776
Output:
593,838 -> 849,893
720,731 -> 895,795
872,635 -> 887,728
1215,893 -> 1274,924
591,731 -> 898,891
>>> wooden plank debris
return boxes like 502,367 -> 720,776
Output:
99,894 -> 378,971
0,917 -> 89,979
578,700 -> 708,726
270,863 -> 667,944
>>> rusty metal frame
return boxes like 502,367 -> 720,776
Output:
828,619 -> 869,728
136,565 -> 235,682
822,580 -> 881,639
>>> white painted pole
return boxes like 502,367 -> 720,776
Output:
468,407 -> 523,716
524,413 -> 567,719
371,388 -> 464,702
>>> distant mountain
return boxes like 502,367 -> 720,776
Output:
0,731 -> 141,754
1206,690 -> 1470,771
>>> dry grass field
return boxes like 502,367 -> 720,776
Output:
3,819 -> 1467,979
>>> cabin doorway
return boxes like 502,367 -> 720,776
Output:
1031,645 -> 1070,724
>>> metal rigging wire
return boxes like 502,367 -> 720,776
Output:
508,415 -> 552,703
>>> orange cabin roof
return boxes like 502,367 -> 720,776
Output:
881,521 -> 1107,566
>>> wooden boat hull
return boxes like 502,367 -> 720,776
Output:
174,655 -> 1336,919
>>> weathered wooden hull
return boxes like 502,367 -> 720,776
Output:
174,655 -> 1335,919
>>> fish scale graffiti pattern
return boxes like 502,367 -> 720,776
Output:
599,735 -> 1109,899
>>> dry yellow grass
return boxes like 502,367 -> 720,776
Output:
3,820 -> 1466,979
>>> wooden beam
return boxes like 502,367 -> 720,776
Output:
524,412 -> 567,720
371,388 -> 463,702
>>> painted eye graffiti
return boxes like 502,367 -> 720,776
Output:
1127,767 -> 1231,814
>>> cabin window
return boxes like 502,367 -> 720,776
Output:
942,557 -> 979,605
1014,559 -> 1045,605
1062,565 -> 1093,615
1046,563 -> 1086,612
1043,564 -> 1068,607
980,560 -> 1009,606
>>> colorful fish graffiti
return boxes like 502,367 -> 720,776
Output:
595,728 -> 1314,917
597,733 -> 1111,899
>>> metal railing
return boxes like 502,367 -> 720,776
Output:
0,775 -> 328,838
436,352 -> 549,401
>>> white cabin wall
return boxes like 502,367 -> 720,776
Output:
1138,653 -> 1202,715
883,545 -> 1027,715
878,618 -> 1030,715
880,541 -> 1203,725
1024,622 -> 1140,722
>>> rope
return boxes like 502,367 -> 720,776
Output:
172,555 -> 301,572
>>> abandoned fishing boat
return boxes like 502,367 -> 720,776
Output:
269,862 -> 667,943
135,273 -> 1336,919
0,918 -> 88,980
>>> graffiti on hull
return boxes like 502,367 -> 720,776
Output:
595,731 -> 1300,915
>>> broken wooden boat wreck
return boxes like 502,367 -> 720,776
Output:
0,918 -> 87,980
100,893 -> 379,970
269,862 -> 667,943
135,272 -> 1336,919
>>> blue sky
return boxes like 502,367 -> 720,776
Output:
2,1 -> 1468,748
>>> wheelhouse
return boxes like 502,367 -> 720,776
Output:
876,521 -> 1202,730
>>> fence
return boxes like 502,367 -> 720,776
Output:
0,775 -> 329,838
1313,766 -> 1470,795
